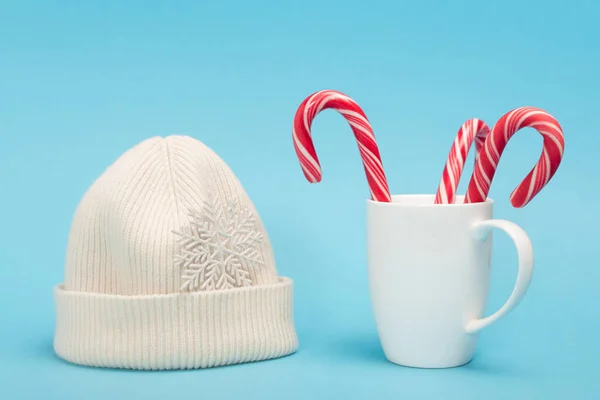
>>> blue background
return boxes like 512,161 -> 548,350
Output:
1,0 -> 598,398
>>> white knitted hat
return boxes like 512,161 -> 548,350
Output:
54,135 -> 298,370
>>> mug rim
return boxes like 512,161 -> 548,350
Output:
366,194 -> 494,208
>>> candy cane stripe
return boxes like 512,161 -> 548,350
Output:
294,148 -> 319,183
292,128 -> 321,179
542,147 -> 551,184
435,118 -> 491,204
538,126 -> 565,156
523,158 -> 539,205
358,146 -> 388,186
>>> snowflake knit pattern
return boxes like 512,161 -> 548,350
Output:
174,198 -> 263,291
53,135 -> 298,370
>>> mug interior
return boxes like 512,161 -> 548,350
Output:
369,194 -> 493,208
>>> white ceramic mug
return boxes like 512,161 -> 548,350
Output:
366,194 -> 534,368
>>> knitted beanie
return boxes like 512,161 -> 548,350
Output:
54,135 -> 298,370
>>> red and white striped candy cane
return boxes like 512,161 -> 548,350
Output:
465,106 -> 565,207
434,118 -> 491,204
292,89 -> 392,202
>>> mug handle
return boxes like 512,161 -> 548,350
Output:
465,219 -> 534,334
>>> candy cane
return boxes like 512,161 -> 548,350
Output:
465,106 -> 565,207
292,89 -> 392,202
434,118 -> 491,204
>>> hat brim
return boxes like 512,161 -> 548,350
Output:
53,277 -> 298,370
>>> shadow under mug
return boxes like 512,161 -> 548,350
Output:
366,194 -> 534,368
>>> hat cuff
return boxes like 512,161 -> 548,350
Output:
53,277 -> 298,370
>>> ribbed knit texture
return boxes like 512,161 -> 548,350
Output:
54,136 -> 298,369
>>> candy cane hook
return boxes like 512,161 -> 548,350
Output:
292,89 -> 392,202
465,107 -> 565,207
